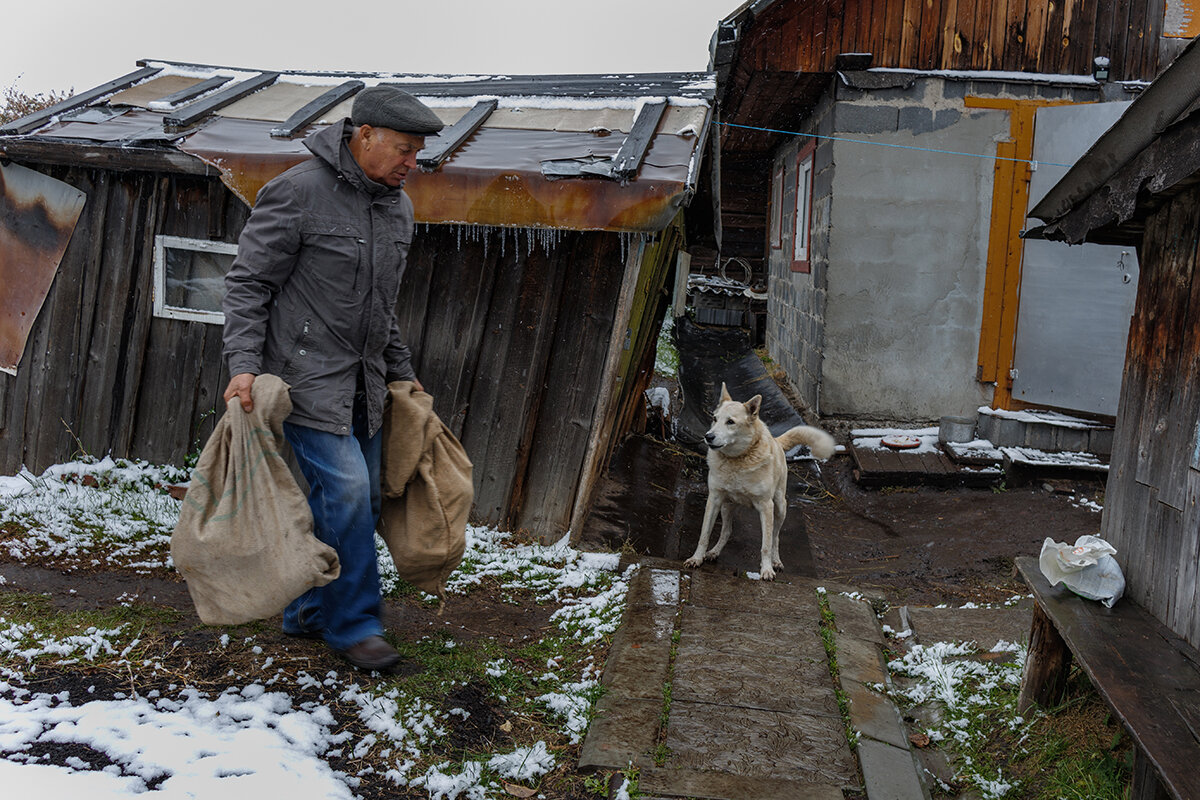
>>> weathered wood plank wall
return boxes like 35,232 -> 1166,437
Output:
1,169 -> 658,541
397,226 -> 632,538
0,168 -> 245,474
1102,187 -> 1200,649
745,0 -> 1173,79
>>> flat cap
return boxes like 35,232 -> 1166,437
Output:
351,86 -> 444,135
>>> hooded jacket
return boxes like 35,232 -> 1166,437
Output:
222,120 -> 417,437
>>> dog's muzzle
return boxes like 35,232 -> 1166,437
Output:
704,432 -> 721,448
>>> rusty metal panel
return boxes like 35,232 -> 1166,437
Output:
0,161 -> 86,374
180,119 -> 700,231
178,117 -> 311,205
1165,0 -> 1200,37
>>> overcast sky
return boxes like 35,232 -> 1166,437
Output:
4,0 -> 738,97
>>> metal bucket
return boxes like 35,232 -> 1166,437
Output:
939,415 -> 976,444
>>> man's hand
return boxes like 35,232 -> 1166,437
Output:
412,377 -> 425,393
224,373 -> 256,412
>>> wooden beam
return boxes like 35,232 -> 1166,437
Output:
163,71 -> 280,129
416,98 -> 496,169
153,75 -> 234,108
271,80 -> 364,138
611,99 -> 668,179
0,66 -> 161,135
0,137 -> 214,175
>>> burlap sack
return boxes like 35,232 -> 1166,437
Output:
171,374 -> 339,624
378,381 -> 473,603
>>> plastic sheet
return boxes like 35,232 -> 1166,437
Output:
673,315 -> 806,450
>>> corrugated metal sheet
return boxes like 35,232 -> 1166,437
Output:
0,161 -> 86,374
0,61 -> 714,234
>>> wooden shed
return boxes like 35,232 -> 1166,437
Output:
693,0 -> 1192,422
1026,35 -> 1200,648
0,61 -> 714,541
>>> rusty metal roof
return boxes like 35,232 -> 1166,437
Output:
0,60 -> 715,233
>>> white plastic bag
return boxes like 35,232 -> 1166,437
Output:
1038,534 -> 1125,608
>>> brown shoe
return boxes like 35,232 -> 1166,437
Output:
339,635 -> 402,672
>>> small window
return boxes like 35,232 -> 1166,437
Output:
792,141 -> 815,273
153,236 -> 237,324
769,164 -> 784,250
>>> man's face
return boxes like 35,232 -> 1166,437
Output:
357,126 -> 426,187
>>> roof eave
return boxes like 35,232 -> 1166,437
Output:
1029,34 -> 1200,223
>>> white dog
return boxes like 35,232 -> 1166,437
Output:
684,383 -> 835,580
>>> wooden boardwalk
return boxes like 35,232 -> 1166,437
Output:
850,443 -> 1000,488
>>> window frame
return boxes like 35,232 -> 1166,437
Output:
152,235 -> 238,325
769,163 -> 784,250
791,139 -> 816,273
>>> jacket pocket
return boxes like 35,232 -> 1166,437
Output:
280,318 -> 313,379
299,217 -> 366,292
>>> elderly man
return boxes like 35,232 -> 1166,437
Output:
221,86 -> 443,671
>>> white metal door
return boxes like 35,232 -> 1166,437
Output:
1012,102 -> 1138,416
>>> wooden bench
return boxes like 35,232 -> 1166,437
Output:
1015,556 -> 1200,800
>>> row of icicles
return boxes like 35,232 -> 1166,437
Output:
416,223 -> 642,262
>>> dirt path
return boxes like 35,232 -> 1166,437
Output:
803,455 -> 1103,605
581,433 -> 1105,606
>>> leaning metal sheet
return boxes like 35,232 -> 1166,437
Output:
25,109 -> 165,143
0,161 -> 87,374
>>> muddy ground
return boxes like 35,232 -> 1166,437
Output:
579,429 -> 1104,607
1,426 -> 1105,798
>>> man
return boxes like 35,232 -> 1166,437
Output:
221,86 -> 444,671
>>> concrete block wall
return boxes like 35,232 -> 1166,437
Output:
765,86 -> 835,414
769,74 -> 1106,421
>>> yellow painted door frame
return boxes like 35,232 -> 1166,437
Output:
967,97 -> 1077,409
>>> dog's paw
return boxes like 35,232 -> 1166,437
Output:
772,557 -> 784,570
760,566 -> 777,581
683,556 -> 703,569
704,548 -> 722,561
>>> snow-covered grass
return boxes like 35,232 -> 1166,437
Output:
883,620 -> 1128,800
887,638 -> 1028,798
0,458 -> 634,799
654,315 -> 678,378
0,457 -> 187,574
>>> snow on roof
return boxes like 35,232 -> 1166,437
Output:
1,62 -> 715,233
867,66 -> 1104,85
977,406 -> 1108,430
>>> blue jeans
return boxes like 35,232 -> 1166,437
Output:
282,400 -> 383,651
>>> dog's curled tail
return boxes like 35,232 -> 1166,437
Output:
775,425 -> 836,460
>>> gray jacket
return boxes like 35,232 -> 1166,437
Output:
222,120 -> 417,437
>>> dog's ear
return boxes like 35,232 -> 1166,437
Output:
719,382 -> 732,403
745,394 -> 762,417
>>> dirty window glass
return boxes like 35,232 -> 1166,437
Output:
153,236 -> 237,324
769,165 -> 783,249
793,152 -> 812,264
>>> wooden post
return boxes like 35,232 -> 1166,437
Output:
1017,603 -> 1073,712
1129,750 -> 1170,800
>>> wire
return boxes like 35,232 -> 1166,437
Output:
714,120 -> 1076,169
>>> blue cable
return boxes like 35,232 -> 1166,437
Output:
714,120 -> 1076,169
